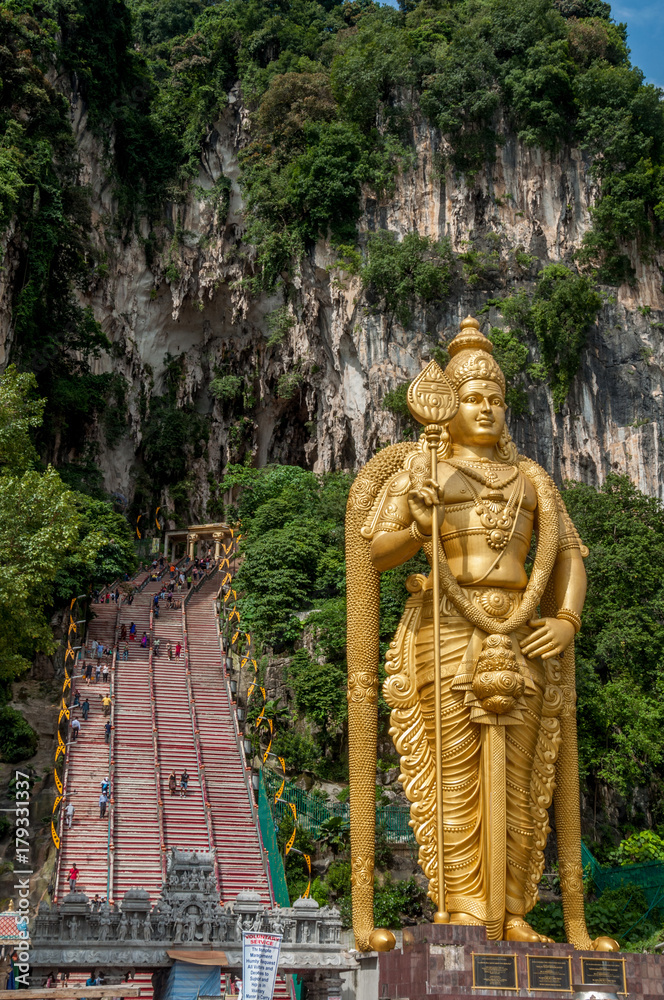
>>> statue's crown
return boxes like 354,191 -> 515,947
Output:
444,315 -> 505,393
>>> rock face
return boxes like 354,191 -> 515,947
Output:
10,90 -> 664,505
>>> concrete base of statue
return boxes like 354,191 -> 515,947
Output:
376,922 -> 664,998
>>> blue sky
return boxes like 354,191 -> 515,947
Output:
613,3 -> 664,88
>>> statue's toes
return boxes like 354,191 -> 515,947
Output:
369,928 -> 396,952
504,919 -> 554,944
591,935 -> 620,952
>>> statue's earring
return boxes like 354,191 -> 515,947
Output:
438,426 -> 452,460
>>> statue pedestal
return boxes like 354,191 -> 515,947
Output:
377,923 -> 664,998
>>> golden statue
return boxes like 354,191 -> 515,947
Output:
345,316 -> 619,954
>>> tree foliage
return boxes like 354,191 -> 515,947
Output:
563,474 -> 664,805
0,366 -> 136,687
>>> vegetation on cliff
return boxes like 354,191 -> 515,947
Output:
0,366 -> 135,701
1,0 -> 663,508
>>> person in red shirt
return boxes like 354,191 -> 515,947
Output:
68,864 -> 79,891
175,642 -> 182,659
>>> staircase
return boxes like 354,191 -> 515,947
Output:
55,600 -> 117,901
152,591 -> 213,859
112,582 -> 163,900
184,574 -> 272,903
55,560 -> 290,996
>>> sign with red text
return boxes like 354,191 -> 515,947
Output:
242,931 -> 282,1000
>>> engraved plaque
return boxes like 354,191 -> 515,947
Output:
581,957 -> 627,994
527,955 -> 572,992
472,953 -> 518,990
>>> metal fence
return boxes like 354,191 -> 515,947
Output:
582,841 -> 664,907
263,770 -> 416,845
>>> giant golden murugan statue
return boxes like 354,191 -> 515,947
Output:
345,316 -> 618,953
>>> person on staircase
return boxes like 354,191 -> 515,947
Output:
73,689 -> 80,709
179,769 -> 189,797
120,624 -> 127,642
71,717 -> 81,741
167,643 -> 173,661
99,792 -> 109,818
81,697 -> 90,722
101,693 -> 112,717
101,777 -> 110,796
168,772 -> 177,796
140,632 -> 148,649
65,802 -> 75,829
102,662 -> 109,683
104,720 -> 112,744
67,864 -> 79,891
129,622 -> 136,641
85,663 -> 93,685
122,643 -> 129,661
153,638 -> 161,657
175,642 -> 182,659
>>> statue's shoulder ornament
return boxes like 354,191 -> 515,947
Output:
360,446 -> 425,540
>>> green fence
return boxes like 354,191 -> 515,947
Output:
582,842 -> 664,908
263,770 -> 416,845
257,774 -> 291,907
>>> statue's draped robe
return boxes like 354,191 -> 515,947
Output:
365,458 -> 582,937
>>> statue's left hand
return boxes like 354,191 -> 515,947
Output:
520,618 -> 575,660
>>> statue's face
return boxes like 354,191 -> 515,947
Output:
447,379 -> 506,447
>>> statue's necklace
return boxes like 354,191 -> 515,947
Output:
451,465 -> 522,551
447,458 -> 519,489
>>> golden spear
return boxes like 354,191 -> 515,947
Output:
407,358 -> 459,923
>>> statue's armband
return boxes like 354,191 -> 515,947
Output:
361,470 -> 413,540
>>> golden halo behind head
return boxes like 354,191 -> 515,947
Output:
444,314 -> 505,394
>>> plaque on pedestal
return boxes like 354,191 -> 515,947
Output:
527,955 -> 572,992
472,953 -> 518,990
581,957 -> 626,995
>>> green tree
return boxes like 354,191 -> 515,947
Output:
0,366 -> 136,686
562,475 -> 664,803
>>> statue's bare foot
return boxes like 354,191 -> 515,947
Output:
504,917 -> 554,944
591,935 -> 620,952
450,912 -> 484,926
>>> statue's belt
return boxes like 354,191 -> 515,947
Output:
421,584 -> 525,623
417,586 -> 545,727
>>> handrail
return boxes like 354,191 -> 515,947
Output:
107,593 -> 122,903
180,561 -> 222,894
148,604 -> 168,886
211,583 -> 273,902
52,597 -> 87,903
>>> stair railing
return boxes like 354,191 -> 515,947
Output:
179,569 -> 222,894
211,592 -> 273,900
109,560 -> 152,901
148,604 -> 168,885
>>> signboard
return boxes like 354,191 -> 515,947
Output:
527,956 -> 572,992
581,957 -> 627,995
472,953 -> 518,990
242,931 -> 282,1000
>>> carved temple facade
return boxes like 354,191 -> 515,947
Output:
30,852 -> 356,999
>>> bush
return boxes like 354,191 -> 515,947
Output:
529,883 -> 662,947
0,707 -> 38,762
361,231 -> 455,327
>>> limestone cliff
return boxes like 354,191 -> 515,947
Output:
11,87 -> 664,508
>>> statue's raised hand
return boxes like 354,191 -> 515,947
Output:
407,478 -> 443,537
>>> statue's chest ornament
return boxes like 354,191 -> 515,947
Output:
447,460 -> 523,551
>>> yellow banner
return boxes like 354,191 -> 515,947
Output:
51,822 -> 60,850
